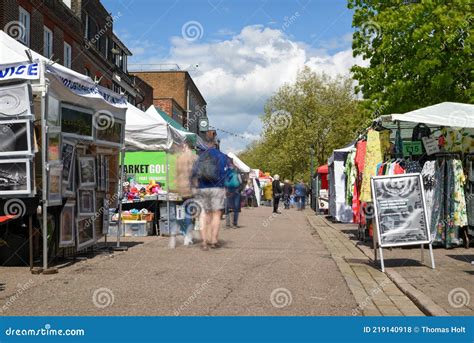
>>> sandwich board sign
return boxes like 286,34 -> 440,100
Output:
370,173 -> 435,272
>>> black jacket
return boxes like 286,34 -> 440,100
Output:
283,183 -> 293,195
272,180 -> 282,197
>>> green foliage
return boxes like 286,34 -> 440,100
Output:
349,0 -> 473,114
239,67 -> 370,182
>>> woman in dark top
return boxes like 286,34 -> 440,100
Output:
272,175 -> 282,214
282,179 -> 293,209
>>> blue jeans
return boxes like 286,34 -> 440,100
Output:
296,196 -> 306,210
225,191 -> 241,226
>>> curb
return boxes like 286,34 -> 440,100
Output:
318,215 -> 450,317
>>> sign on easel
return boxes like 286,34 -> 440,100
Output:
370,173 -> 435,272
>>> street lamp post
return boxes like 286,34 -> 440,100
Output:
310,145 -> 315,211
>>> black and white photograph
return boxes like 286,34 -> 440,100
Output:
0,119 -> 33,157
76,217 -> 95,250
62,140 -> 75,184
59,200 -> 75,247
0,158 -> 31,196
78,156 -> 96,188
0,82 -> 33,117
77,189 -> 96,216
47,163 -> 63,206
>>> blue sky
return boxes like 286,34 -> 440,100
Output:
102,0 -> 360,152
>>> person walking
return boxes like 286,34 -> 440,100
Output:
175,144 -> 198,247
272,175 -> 282,214
294,179 -> 308,210
224,160 -> 242,228
282,179 -> 293,209
192,138 -> 229,251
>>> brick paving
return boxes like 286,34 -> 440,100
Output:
305,213 -> 424,316
324,217 -> 474,316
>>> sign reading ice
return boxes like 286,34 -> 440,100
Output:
0,62 -> 39,80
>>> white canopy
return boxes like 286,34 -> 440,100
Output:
0,30 -> 127,118
227,152 -> 251,173
125,104 -> 185,151
391,102 -> 474,128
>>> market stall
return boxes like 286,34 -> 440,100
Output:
0,30 -> 126,269
328,144 -> 355,223
343,102 -> 474,249
119,104 -> 187,238
315,164 -> 329,214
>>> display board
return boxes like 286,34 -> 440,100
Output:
371,173 -> 430,247
123,151 -> 176,190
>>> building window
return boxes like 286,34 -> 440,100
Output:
62,0 -> 72,8
64,42 -> 72,68
105,37 -> 109,60
43,26 -> 53,58
18,6 -> 30,46
122,54 -> 127,73
84,13 -> 89,39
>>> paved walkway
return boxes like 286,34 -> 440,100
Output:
0,207 -> 359,316
305,214 -> 423,316
327,219 -> 474,316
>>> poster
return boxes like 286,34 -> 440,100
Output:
123,151 -> 177,190
371,173 -> 430,247
0,158 -> 32,196
60,200 -> 75,247
0,119 -> 32,156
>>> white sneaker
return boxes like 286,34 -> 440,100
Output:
184,232 -> 194,246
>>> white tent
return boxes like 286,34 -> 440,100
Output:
328,144 -> 354,223
227,152 -> 251,173
125,104 -> 184,151
391,102 -> 474,128
0,30 -> 127,270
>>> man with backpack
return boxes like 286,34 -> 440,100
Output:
192,138 -> 229,251
224,159 -> 242,228
294,179 -> 308,211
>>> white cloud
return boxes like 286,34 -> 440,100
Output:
129,25 -> 366,154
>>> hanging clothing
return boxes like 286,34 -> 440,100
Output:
422,160 -> 436,230
360,129 -> 390,202
344,150 -> 357,206
452,159 -> 468,227
465,158 -> 474,236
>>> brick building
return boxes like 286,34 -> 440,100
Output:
130,70 -> 209,137
0,0 -> 153,108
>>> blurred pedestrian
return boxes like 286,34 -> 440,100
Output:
272,174 -> 282,214
192,138 -> 229,250
225,159 -> 242,228
295,179 -> 308,210
175,144 -> 197,247
283,179 -> 293,209
244,180 -> 255,208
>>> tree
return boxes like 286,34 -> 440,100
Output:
349,0 -> 473,114
239,67 -> 369,181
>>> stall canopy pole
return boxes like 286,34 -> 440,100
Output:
40,61 -> 48,271
115,146 -> 126,250
166,133 -> 171,243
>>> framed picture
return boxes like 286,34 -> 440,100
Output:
59,200 -> 75,247
47,94 -> 61,127
77,189 -> 96,216
0,119 -> 33,157
47,131 -> 61,162
0,158 -> 32,196
61,140 -> 75,185
76,217 -> 96,250
105,157 -> 110,192
47,163 -> 63,206
61,104 -> 93,140
95,120 -> 124,147
78,156 -> 96,188
63,154 -> 76,198
0,83 -> 33,118
102,198 -> 110,235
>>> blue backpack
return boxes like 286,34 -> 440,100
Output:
225,169 -> 241,188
